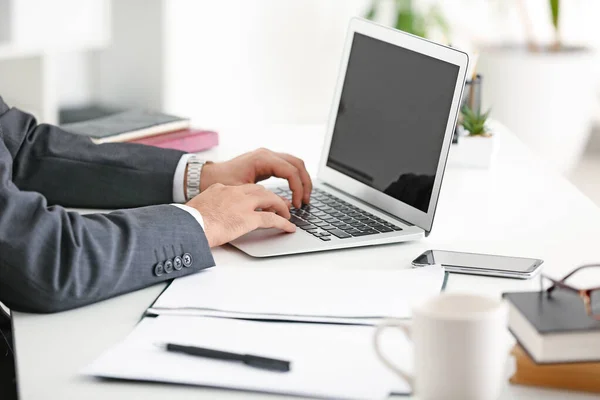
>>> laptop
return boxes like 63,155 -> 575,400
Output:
231,18 -> 469,257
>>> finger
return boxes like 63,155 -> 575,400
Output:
277,153 -> 313,204
238,185 -> 291,209
280,195 -> 292,209
250,189 -> 292,219
264,199 -> 291,212
256,212 -> 296,233
263,155 -> 304,208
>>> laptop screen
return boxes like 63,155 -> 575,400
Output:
326,33 -> 460,213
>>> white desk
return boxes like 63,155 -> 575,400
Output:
12,124 -> 600,400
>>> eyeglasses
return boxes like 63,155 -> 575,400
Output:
540,264 -> 600,320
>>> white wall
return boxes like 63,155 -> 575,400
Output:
159,0 -> 600,130
45,0 -> 599,128
90,0 -> 166,111
0,0 -> 110,122
162,0 -> 370,130
56,52 -> 93,108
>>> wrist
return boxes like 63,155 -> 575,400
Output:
199,162 -> 216,192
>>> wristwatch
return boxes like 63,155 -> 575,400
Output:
185,155 -> 210,201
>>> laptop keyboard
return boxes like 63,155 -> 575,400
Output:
273,187 -> 403,241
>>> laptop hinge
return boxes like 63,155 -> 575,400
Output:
320,183 -> 416,228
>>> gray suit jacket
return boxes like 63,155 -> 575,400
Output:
0,96 -> 214,313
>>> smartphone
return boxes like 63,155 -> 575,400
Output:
412,250 -> 544,279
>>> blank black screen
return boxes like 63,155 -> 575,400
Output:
327,33 -> 459,213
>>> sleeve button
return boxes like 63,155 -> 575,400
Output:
182,253 -> 193,268
173,256 -> 183,271
164,259 -> 174,274
154,263 -> 164,276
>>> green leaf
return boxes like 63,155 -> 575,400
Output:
365,0 -> 378,21
395,9 -> 415,34
460,105 -> 491,136
549,0 -> 560,31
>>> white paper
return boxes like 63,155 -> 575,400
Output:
83,316 -> 412,400
151,265 -> 445,321
146,308 -> 383,325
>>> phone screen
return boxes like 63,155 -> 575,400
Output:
413,250 -> 542,273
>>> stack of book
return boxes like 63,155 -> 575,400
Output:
61,110 -> 218,152
503,290 -> 600,394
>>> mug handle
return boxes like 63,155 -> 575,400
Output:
373,320 -> 414,386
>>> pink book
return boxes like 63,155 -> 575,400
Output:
129,128 -> 219,152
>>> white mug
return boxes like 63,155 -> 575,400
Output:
373,293 -> 509,400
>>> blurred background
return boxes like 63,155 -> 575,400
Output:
0,0 -> 599,200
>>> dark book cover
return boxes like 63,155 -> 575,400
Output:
61,110 -> 188,139
503,291 -> 600,335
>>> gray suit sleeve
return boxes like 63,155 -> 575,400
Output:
0,98 -> 215,313
0,98 -> 185,208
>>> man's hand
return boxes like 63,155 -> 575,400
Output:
187,183 -> 296,247
200,148 -> 312,208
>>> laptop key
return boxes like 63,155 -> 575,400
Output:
290,216 -> 310,227
373,226 -> 393,233
299,224 -> 317,230
319,236 -> 332,241
345,229 -> 362,236
328,229 -> 352,239
391,226 -> 404,231
368,223 -> 386,229
352,230 -> 378,236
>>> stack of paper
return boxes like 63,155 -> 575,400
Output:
85,265 -> 445,399
148,265 -> 446,324
83,315 -> 413,400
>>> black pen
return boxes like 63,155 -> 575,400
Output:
155,343 -> 291,372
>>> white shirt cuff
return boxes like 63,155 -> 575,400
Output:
172,154 -> 193,203
171,204 -> 206,232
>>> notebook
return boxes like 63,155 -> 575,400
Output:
129,128 -> 219,152
503,290 -> 600,363
83,315 -> 411,400
510,345 -> 600,394
147,265 -> 447,324
61,110 -> 190,144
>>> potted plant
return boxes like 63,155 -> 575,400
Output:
365,0 -> 449,41
477,0 -> 597,173
448,105 -> 496,169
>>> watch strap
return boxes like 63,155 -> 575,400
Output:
185,156 -> 206,201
